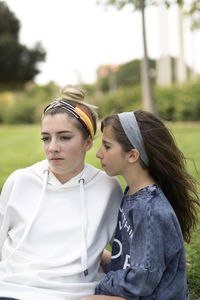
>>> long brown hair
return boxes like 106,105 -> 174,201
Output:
101,110 -> 199,243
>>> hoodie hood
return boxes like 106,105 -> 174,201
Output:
28,160 -> 101,189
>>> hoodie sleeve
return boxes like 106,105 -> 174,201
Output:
95,198 -> 182,299
0,172 -> 15,253
106,176 -> 123,237
0,179 -> 10,226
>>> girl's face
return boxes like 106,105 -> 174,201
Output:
41,113 -> 92,183
96,125 -> 128,177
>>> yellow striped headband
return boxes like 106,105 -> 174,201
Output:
43,100 -> 95,139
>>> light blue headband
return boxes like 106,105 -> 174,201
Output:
118,112 -> 149,166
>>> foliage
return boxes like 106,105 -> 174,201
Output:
0,1 -> 46,88
0,77 -> 200,124
116,59 -> 141,87
3,99 -> 37,124
155,79 -> 200,121
0,82 -> 59,124
0,0 -> 19,36
96,59 -> 156,93
184,0 -> 200,30
97,76 -> 110,93
97,0 -> 157,113
97,0 -> 155,10
97,85 -> 142,118
155,85 -> 179,121
98,0 -> 200,24
81,83 -> 98,96
91,78 -> 200,121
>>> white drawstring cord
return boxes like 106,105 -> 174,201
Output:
5,169 -> 49,268
79,178 -> 88,276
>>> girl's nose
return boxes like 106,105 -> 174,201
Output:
49,139 -> 60,152
96,147 -> 103,159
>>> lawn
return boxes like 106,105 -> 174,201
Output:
0,123 -> 200,298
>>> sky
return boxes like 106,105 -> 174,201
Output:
4,0 -> 200,87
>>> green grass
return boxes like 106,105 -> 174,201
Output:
0,123 -> 200,298
168,123 -> 200,299
0,124 -> 45,189
168,122 -> 200,182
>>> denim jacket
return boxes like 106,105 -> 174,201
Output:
95,184 -> 189,299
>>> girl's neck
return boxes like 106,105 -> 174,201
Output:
124,165 -> 155,195
128,179 -> 155,195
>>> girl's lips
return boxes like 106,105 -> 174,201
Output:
51,158 -> 63,161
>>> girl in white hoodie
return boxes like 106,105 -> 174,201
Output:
0,85 -> 123,300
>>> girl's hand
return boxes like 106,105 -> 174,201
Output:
101,249 -> 111,272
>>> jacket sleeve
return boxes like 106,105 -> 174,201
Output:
95,200 -> 182,299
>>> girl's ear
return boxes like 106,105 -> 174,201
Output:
127,149 -> 140,163
85,136 -> 93,151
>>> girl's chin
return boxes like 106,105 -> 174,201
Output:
103,168 -> 115,177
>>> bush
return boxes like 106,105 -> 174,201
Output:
92,79 -> 200,121
0,82 -> 59,124
98,85 -> 142,118
155,86 -> 178,121
174,82 -> 200,121
1,79 -> 200,124
2,100 -> 37,123
156,80 -> 200,121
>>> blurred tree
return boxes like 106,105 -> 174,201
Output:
175,0 -> 200,30
116,58 -> 155,87
97,0 -> 156,113
117,60 -> 141,87
184,0 -> 200,80
97,0 -> 200,113
97,59 -> 156,92
164,0 -> 200,83
0,1 -> 46,89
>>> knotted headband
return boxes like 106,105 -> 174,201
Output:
43,100 -> 95,139
118,112 -> 149,166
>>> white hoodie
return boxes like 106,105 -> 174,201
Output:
0,160 -> 123,300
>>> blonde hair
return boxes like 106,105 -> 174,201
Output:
60,85 -> 85,102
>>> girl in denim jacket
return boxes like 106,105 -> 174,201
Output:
80,110 -> 199,300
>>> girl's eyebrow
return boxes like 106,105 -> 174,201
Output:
102,139 -> 112,145
41,130 -> 73,135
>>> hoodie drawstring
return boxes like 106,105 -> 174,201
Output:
5,169 -> 49,266
79,178 -> 88,276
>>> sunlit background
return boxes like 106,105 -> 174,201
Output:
3,0 -> 200,86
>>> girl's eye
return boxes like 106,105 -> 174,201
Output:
104,145 -> 110,150
41,137 -> 50,142
60,136 -> 71,141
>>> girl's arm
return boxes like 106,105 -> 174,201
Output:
95,203 -> 183,299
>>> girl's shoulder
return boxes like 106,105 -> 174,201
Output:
124,184 -> 178,223
124,184 -> 162,204
124,185 -> 184,246
2,160 -> 47,190
3,167 -> 27,186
